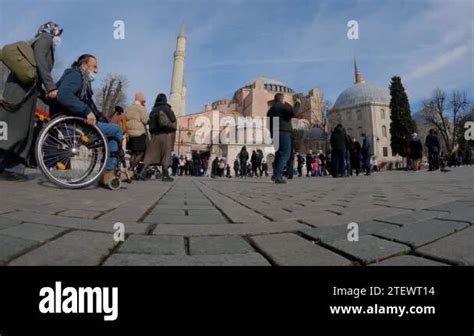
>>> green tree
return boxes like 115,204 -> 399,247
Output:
389,76 -> 417,157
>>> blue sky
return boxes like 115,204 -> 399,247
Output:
1,0 -> 473,115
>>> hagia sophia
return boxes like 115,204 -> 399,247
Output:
168,25 -> 395,164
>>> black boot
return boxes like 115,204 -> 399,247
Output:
162,166 -> 174,182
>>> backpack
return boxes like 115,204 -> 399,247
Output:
157,109 -> 177,131
0,37 -> 40,86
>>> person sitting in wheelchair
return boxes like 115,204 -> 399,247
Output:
49,54 -> 123,185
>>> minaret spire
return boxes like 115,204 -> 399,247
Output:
354,57 -> 365,84
170,23 -> 187,116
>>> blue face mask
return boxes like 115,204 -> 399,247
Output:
88,71 -> 97,82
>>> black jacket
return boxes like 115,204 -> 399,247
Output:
330,125 -> 347,151
425,134 -> 440,152
149,94 -> 177,134
267,101 -> 300,137
239,148 -> 249,162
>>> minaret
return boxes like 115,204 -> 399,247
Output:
354,57 -> 366,84
170,24 -> 186,116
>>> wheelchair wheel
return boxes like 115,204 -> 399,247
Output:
35,116 -> 108,189
108,177 -> 121,191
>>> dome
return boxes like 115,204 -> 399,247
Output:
333,83 -> 390,110
245,76 -> 286,87
240,77 -> 294,93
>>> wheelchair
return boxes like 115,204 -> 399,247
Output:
35,115 -> 130,190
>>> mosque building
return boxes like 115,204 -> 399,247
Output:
328,60 -> 396,164
168,25 -> 326,163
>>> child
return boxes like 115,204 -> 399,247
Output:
312,157 -> 320,176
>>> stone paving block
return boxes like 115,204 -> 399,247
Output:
144,214 -> 227,224
251,233 -> 352,266
0,223 -> 67,243
417,226 -> 474,266
190,236 -> 254,255
119,235 -> 185,255
0,216 -> 22,230
153,221 -> 309,236
371,255 -> 448,266
58,209 -> 103,219
103,253 -> 270,266
375,210 -> 448,226
374,219 -> 468,248
424,200 -> 473,213
0,235 -> 39,265
10,231 -> 118,266
325,235 -> 410,265
302,221 -> 398,243
2,211 -> 150,234
436,211 -> 474,225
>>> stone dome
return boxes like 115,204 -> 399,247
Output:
333,83 -> 390,110
242,77 -> 294,93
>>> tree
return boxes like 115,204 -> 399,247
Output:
389,76 -> 417,157
422,89 -> 470,153
95,74 -> 128,118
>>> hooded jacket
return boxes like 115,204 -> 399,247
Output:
149,94 -> 177,134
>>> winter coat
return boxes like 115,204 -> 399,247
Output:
330,125 -> 347,151
0,33 -> 56,160
126,102 -> 149,137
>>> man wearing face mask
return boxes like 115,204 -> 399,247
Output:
51,54 -> 123,182
0,21 -> 62,181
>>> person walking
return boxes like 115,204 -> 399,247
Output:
0,22 -> 62,181
306,151 -> 314,177
239,146 -> 249,178
330,124 -> 347,177
409,133 -> 423,171
296,153 -> 305,177
267,93 -> 301,184
361,133 -> 372,176
250,150 -> 258,177
233,157 -> 240,177
179,155 -> 186,176
139,93 -> 177,182
125,92 -> 148,176
261,158 -> 269,177
425,129 -> 440,171
350,137 -> 362,176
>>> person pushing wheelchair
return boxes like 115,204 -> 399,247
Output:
50,54 -> 124,186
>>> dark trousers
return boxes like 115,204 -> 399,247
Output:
428,151 -> 439,171
240,160 -> 247,177
363,156 -> 371,175
332,149 -> 345,176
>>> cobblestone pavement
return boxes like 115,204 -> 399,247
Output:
0,167 -> 473,266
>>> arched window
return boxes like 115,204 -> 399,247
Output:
357,110 -> 362,120
382,125 -> 387,137
381,109 -> 386,119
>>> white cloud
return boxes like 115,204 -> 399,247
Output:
404,41 -> 472,81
